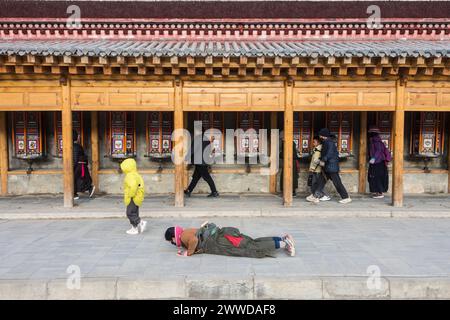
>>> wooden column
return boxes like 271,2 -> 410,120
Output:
90,111 -> 99,192
174,79 -> 185,207
0,112 -> 8,196
62,78 -> 74,208
358,111 -> 368,194
283,80 -> 294,206
392,79 -> 405,207
269,112 -> 278,194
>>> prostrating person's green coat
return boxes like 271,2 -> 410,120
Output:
197,225 -> 277,258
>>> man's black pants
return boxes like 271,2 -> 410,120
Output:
187,165 -> 217,193
325,172 -> 349,199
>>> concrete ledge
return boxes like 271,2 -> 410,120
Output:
2,209 -> 450,220
390,278 -> 450,299
254,277 -> 323,299
47,278 -> 117,300
2,276 -> 450,299
117,277 -> 186,299
0,280 -> 47,300
186,276 -> 254,299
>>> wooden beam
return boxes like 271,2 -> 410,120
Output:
98,56 -> 108,65
358,111 -> 367,194
326,56 -> 336,65
62,79 -> 74,208
45,56 -> 55,64
26,55 -> 36,64
0,112 -> 8,196
174,79 -> 184,207
90,111 -> 99,193
392,79 -> 405,207
63,56 -> 73,64
283,79 -> 294,206
269,112 -> 278,194
80,56 -> 91,64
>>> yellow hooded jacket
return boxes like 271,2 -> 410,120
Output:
120,158 -> 145,207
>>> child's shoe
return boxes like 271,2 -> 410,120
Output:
126,226 -> 139,235
138,220 -> 147,233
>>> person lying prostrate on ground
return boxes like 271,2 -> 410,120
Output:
164,222 -> 296,258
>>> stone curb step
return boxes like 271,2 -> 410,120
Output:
1,209 -> 450,220
1,276 -> 450,300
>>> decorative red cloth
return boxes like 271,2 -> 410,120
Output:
224,234 -> 244,248
81,163 -> 85,178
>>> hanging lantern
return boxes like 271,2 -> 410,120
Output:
12,111 -> 45,160
410,112 -> 445,157
293,112 -> 314,158
107,112 -> 136,159
326,111 -> 353,158
54,111 -> 83,158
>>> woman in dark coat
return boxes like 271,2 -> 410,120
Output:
368,126 -> 390,199
73,130 -> 95,200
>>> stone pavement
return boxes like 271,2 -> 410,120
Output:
1,193 -> 450,219
1,217 -> 450,299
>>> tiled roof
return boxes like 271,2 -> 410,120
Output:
0,40 -> 448,58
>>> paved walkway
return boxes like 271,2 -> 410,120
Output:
1,217 -> 450,299
0,193 -> 450,219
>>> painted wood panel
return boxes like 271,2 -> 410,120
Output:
293,81 -> 396,111
405,82 -> 450,111
0,89 -> 62,110
71,87 -> 175,111
182,81 -> 285,111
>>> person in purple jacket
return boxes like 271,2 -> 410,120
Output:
368,126 -> 391,199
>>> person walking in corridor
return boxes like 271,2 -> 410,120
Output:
368,126 -> 391,199
318,128 -> 352,204
184,134 -> 219,198
73,130 -> 95,200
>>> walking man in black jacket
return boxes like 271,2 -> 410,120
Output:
318,128 -> 352,204
184,134 -> 219,198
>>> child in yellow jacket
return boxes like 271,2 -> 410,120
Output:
120,158 -> 147,235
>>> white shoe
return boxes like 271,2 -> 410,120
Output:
372,194 -> 384,199
339,197 -> 352,204
138,220 -> 147,233
201,221 -> 209,228
283,234 -> 296,257
126,226 -> 139,235
73,195 -> 79,200
306,194 -> 315,202
319,195 -> 331,201
89,185 -> 96,198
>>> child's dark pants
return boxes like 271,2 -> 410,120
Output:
126,199 -> 141,227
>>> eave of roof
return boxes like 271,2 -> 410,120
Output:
0,40 -> 448,58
